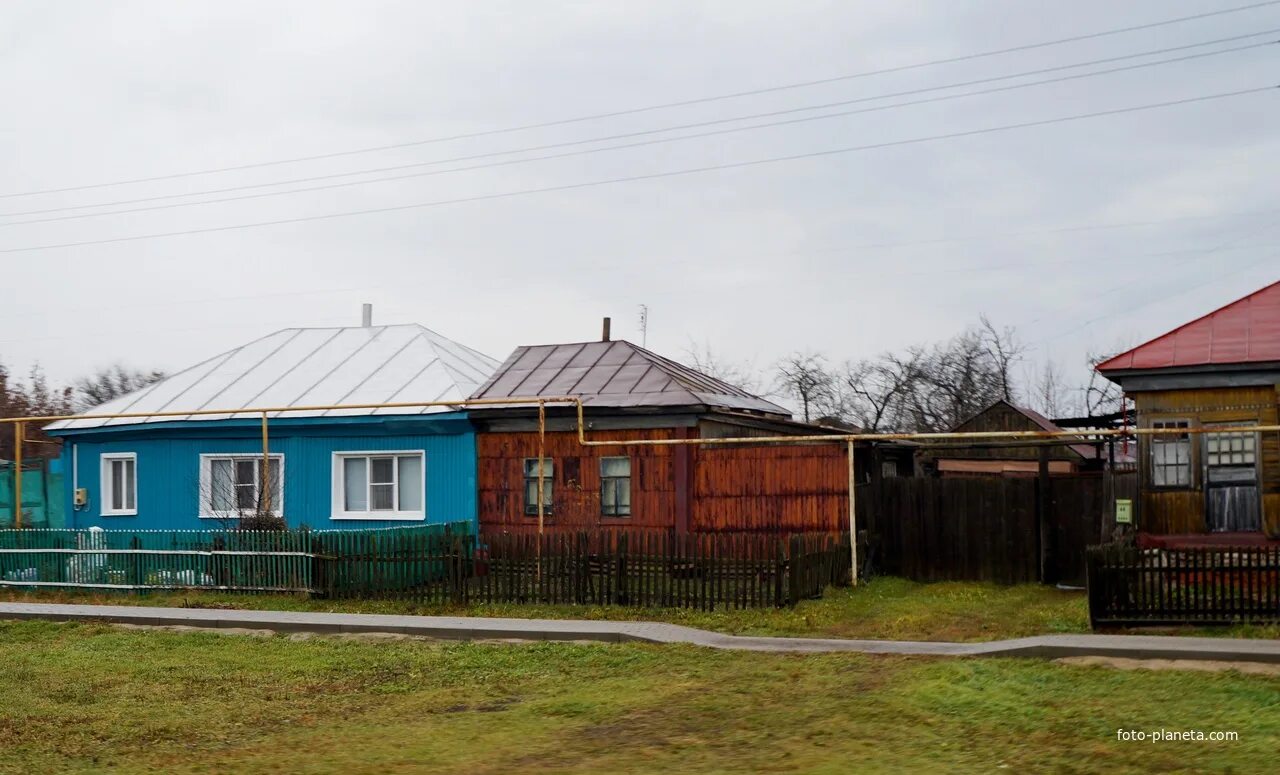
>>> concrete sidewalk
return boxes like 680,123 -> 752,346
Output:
3,601 -> 1280,663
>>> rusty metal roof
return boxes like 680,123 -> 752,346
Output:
1097,279 -> 1280,372
469,339 -> 790,416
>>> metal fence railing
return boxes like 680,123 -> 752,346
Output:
0,525 -> 850,609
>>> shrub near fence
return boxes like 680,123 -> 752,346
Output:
1086,543 -> 1280,627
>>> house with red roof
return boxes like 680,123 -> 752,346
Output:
1097,280 -> 1280,542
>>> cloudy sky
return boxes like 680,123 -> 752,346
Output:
1,0 -> 1277,407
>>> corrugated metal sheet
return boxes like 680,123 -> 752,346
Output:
64,428 -> 478,531
50,325 -> 500,430
1098,280 -> 1280,372
470,339 -> 790,416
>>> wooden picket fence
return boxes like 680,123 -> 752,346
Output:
0,525 -> 850,609
1086,543 -> 1280,626
320,530 -> 851,609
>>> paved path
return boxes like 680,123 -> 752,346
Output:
3,602 -> 1280,663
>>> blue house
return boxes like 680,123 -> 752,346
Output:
45,323 -> 499,531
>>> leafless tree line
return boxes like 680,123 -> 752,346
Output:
690,317 -> 1126,432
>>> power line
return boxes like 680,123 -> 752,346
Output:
3,0 -> 1277,199
1,85 -> 1273,255
6,31 -> 1272,223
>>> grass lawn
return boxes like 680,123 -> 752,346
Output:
1,620 -> 1277,774
0,577 -> 1092,642
4,576 -> 1279,642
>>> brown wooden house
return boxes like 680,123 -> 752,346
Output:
468,335 -> 913,534
919,400 -> 1126,477
1097,280 -> 1280,541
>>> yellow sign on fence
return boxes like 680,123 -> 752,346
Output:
1115,499 -> 1133,525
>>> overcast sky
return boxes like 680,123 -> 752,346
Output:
1,0 -> 1277,407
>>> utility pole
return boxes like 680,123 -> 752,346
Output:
638,304 -> 649,348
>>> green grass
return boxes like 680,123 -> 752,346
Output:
0,620 -> 1276,774
3,576 -> 1278,642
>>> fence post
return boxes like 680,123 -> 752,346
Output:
787,535 -> 800,607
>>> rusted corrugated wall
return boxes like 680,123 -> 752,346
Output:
477,429 -> 680,533
690,444 -> 849,533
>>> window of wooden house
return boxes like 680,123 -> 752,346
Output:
523,458 -> 553,515
101,453 -> 137,516
600,457 -> 632,517
1205,427 -> 1257,467
1150,420 -> 1191,487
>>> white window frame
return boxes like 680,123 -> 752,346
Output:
100,453 -> 138,516
331,450 -> 426,521
198,453 -> 285,519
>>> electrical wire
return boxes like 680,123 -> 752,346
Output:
2,0 -> 1277,199
4,31 -> 1273,223
1,85 -> 1273,255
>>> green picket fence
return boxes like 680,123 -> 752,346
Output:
0,522 -> 469,594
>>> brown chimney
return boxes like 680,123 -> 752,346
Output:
602,317 -> 612,342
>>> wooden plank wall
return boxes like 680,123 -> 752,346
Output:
476,430 -> 678,533
1134,386 -> 1280,537
690,444 -> 849,533
868,474 -> 1133,585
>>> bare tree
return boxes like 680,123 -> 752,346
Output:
683,339 -> 763,393
73,364 -> 166,411
1081,349 -> 1126,416
831,317 -> 1027,432
832,349 -> 924,432
774,352 -> 835,423
1029,359 -> 1071,418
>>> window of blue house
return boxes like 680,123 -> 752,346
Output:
200,454 -> 284,518
100,453 -> 137,516
333,451 -> 424,520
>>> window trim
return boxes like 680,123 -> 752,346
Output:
100,453 -> 138,517
1149,418 -> 1193,490
198,453 -> 285,519
331,450 -> 426,521
599,456 -> 632,518
523,457 -> 554,517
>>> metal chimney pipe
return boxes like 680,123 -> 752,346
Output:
602,317 -> 611,342
361,303 -> 373,327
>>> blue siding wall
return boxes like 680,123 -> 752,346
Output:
54,418 -> 478,531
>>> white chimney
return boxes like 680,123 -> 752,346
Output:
361,303 -> 373,327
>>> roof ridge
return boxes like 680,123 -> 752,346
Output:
1097,279 -> 1280,372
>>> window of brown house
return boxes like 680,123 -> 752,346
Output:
1150,420 -> 1191,487
600,457 -> 631,517
523,458 -> 553,515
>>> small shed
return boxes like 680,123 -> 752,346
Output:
1097,279 -> 1280,540
919,400 -> 1118,477
468,334 -> 914,534
45,324 -> 498,531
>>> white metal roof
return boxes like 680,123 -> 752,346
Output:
48,325 -> 500,431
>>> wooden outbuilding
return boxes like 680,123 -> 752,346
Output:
918,400 -> 1126,477
467,334 -> 913,534
1097,280 -> 1280,541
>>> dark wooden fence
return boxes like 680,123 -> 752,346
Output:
864,473 -> 1136,586
1086,543 -> 1280,626
321,530 -> 851,609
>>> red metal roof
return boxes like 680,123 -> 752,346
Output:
1096,280 -> 1280,372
